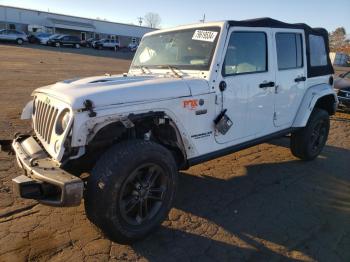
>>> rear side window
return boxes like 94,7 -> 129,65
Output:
223,31 -> 267,76
276,33 -> 303,70
309,35 -> 327,66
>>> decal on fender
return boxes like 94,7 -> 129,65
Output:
183,99 -> 199,110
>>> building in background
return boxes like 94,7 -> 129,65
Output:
0,5 -> 155,47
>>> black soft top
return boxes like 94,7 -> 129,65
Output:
228,18 -> 334,78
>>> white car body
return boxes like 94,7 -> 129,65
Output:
95,39 -> 120,49
15,19 -> 338,207
40,34 -> 61,45
39,36 -> 52,45
0,29 -> 28,42
28,20 -> 336,160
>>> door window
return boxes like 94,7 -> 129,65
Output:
223,32 -> 267,76
309,35 -> 327,66
276,33 -> 303,70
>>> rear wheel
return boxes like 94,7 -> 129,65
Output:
16,38 -> 23,45
290,108 -> 330,160
85,140 -> 178,243
75,43 -> 80,49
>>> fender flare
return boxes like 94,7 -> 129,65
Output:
292,83 -> 338,127
71,109 -> 194,157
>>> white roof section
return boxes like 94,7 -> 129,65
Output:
0,5 -> 156,38
144,21 -> 226,37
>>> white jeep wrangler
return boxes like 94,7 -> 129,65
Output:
12,18 -> 337,243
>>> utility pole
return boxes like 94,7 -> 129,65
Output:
137,17 -> 143,26
200,14 -> 206,23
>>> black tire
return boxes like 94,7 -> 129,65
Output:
290,108 -> 330,161
16,38 -> 23,45
85,140 -> 178,243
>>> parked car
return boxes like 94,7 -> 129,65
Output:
334,71 -> 350,111
28,32 -> 53,44
81,37 -> 97,48
94,39 -> 120,50
12,18 -> 337,244
0,29 -> 28,45
90,39 -> 101,48
41,34 -> 61,45
47,35 -> 81,48
128,42 -> 139,52
42,33 -> 62,45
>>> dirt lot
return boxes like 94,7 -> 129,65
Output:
0,44 -> 349,262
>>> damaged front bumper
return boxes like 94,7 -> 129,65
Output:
11,135 -> 84,207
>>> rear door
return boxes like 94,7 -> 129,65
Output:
104,39 -> 111,48
272,29 -> 307,128
7,30 -> 18,40
61,36 -> 70,45
68,36 -> 76,46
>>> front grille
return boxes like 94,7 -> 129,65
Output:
338,90 -> 350,98
34,100 -> 58,144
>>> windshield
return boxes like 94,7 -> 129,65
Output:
131,27 -> 220,70
50,34 -> 61,39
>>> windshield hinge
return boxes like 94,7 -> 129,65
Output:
82,100 -> 97,117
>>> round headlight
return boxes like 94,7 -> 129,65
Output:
56,109 -> 71,135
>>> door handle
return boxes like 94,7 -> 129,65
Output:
259,81 -> 275,88
294,76 -> 306,83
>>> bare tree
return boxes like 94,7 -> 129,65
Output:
329,27 -> 347,51
144,12 -> 161,28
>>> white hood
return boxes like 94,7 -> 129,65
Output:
34,74 -> 210,110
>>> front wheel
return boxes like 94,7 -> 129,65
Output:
290,108 -> 330,160
85,140 -> 178,243
55,42 -> 60,48
75,43 -> 80,49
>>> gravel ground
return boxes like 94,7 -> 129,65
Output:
0,44 -> 349,262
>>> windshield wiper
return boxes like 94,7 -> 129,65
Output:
133,65 -> 151,74
157,65 -> 182,78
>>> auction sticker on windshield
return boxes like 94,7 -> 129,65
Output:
192,30 -> 218,42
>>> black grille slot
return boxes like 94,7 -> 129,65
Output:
34,100 -> 58,144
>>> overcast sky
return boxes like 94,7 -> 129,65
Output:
0,0 -> 349,33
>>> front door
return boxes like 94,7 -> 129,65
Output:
273,29 -> 307,128
0,30 -> 7,40
215,28 -> 275,144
